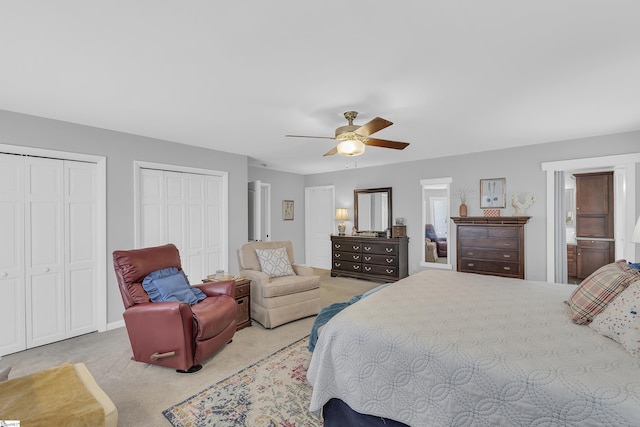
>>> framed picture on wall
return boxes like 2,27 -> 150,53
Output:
282,200 -> 294,220
480,178 -> 506,208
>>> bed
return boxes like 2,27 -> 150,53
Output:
307,269 -> 640,426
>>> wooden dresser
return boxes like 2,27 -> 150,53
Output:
331,235 -> 408,283
452,216 -> 530,279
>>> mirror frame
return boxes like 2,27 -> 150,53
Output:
354,187 -> 393,232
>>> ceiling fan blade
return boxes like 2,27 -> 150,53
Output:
364,138 -> 410,150
355,117 -> 393,137
285,134 -> 336,140
323,146 -> 338,156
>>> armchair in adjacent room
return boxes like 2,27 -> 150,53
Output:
425,224 -> 448,258
113,244 -> 237,373
237,241 -> 321,328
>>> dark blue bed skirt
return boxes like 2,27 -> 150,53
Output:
323,398 -> 410,427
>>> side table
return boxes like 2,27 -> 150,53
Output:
234,278 -> 252,330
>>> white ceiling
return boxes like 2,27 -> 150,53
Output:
1,1 -> 639,175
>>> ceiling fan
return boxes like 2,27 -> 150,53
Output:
286,111 -> 410,157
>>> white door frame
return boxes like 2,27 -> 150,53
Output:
541,153 -> 639,282
0,143 -> 107,333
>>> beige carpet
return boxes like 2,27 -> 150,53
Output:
1,269 -> 381,427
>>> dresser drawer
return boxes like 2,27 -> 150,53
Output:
332,260 -> 362,273
235,282 -> 250,299
362,264 -> 398,278
460,238 -> 519,250
458,248 -> 518,261
362,243 -> 397,255
332,241 -> 361,253
458,226 -> 518,239
333,251 -> 362,262
362,253 -> 398,266
459,258 -> 521,277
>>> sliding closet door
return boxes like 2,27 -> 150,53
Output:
0,154 -> 26,355
139,167 -> 225,280
65,161 -> 97,337
0,154 -> 98,355
25,157 -> 66,348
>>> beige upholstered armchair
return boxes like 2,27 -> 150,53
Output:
237,241 -> 321,328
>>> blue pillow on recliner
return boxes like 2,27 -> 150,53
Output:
142,267 -> 206,305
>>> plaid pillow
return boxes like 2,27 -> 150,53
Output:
568,260 -> 640,325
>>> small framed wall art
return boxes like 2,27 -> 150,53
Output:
282,200 -> 294,220
480,178 -> 506,209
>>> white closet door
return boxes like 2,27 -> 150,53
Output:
184,174 -> 206,281
205,176 -> 224,274
25,157 -> 65,348
0,154 -> 26,355
165,171 -> 186,254
65,161 -> 97,336
140,169 -> 165,248
139,167 -> 225,280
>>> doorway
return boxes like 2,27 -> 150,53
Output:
542,153 -> 639,283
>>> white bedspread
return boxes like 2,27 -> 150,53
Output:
307,270 -> 640,426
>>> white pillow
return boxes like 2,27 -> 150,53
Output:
590,280 -> 640,358
255,247 -> 295,278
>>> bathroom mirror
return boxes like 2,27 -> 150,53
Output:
354,187 -> 392,233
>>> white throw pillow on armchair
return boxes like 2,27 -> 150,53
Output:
255,247 -> 295,278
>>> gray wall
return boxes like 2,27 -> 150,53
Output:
304,131 -> 640,281
248,167 -> 306,263
2,107 -> 638,326
0,109 -> 248,326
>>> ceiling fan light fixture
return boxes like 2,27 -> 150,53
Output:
336,138 -> 365,156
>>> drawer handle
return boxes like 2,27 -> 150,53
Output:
467,252 -> 474,255
353,255 -> 360,260
386,258 -> 394,264
334,263 -> 341,267
335,244 -> 341,248
364,266 -> 371,271
467,263 -> 475,267
503,267 -> 511,271
335,253 -> 341,258
386,248 -> 393,253
386,269 -> 394,274
353,245 -> 360,250
502,243 -> 511,247
503,254 -> 511,258
364,256 -> 372,261
353,265 -> 360,270
364,246 -> 372,251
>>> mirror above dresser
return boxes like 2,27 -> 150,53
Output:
353,187 -> 392,234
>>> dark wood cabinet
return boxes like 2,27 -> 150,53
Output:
452,216 -> 530,279
574,171 -> 615,278
576,239 -> 615,279
331,235 -> 408,283
567,244 -> 577,277
575,172 -> 614,238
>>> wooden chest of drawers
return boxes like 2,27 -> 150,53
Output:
452,216 -> 530,279
331,235 -> 408,283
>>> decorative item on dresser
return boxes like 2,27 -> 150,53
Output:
331,235 -> 408,283
451,216 -> 530,279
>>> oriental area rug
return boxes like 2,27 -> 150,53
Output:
163,336 -> 322,427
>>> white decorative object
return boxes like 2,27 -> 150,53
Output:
512,193 -> 536,216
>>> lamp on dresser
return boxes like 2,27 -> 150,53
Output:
335,208 -> 349,235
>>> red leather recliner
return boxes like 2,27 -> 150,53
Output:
112,244 -> 237,373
